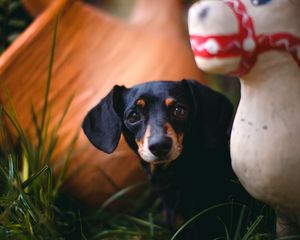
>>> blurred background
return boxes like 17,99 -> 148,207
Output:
0,1 -> 276,240
0,0 -> 241,208
1,0 -> 240,108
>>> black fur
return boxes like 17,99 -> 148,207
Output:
82,79 -> 253,239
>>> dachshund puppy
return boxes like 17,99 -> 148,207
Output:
82,79 -> 251,239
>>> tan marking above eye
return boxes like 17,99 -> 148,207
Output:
136,99 -> 146,107
164,98 -> 175,107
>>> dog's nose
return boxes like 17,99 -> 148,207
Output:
148,137 -> 172,158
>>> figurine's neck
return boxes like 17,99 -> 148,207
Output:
239,52 -> 300,95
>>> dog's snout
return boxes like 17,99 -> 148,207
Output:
148,136 -> 172,158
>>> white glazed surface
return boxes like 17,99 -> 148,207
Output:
189,0 -> 300,224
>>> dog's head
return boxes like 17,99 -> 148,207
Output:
82,80 -> 233,164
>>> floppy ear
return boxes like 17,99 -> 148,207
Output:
82,85 -> 125,153
182,79 -> 233,148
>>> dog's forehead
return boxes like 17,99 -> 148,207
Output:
124,81 -> 186,103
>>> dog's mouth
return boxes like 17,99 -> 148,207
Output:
138,140 -> 183,163
138,144 -> 183,164
147,158 -> 175,165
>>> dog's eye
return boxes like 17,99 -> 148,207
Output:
127,111 -> 141,123
173,106 -> 187,119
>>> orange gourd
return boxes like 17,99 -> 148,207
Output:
0,0 -> 204,206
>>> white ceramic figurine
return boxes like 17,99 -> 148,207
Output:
188,0 -> 300,236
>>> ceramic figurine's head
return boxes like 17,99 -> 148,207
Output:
188,0 -> 300,76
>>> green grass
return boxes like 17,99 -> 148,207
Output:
0,15 -> 170,240
1,14 -> 298,240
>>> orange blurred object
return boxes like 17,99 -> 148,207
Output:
0,0 -> 204,206
22,0 -> 54,16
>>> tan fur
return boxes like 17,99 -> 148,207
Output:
136,99 -> 146,108
149,163 -> 157,174
164,98 -> 175,107
165,122 -> 184,147
136,126 -> 158,162
136,123 -> 183,163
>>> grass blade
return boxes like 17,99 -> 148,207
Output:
30,102 -> 42,148
149,213 -> 154,236
122,214 -> 166,231
40,15 -> 58,132
241,215 -> 264,240
54,94 -> 74,132
234,204 -> 247,240
21,154 -> 29,183
52,131 -> 79,198
98,182 -> 146,213
171,202 -> 246,240
8,155 -> 15,184
21,165 -> 50,190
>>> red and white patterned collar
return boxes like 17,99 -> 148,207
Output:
190,0 -> 300,76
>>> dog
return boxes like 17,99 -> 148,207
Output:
82,79 -> 252,239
